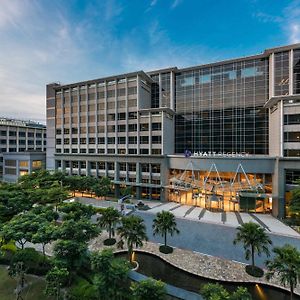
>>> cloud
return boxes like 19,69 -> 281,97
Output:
290,23 -> 300,43
171,0 -> 182,9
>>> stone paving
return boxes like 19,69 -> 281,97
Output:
89,232 -> 300,296
147,202 -> 300,238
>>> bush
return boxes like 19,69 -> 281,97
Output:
159,245 -> 173,254
245,265 -> 264,277
68,277 -> 96,300
103,238 -> 116,246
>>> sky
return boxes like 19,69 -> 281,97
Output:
0,0 -> 300,123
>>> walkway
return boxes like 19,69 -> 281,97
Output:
146,202 -> 300,238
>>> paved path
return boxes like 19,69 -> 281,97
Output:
135,211 -> 300,268
146,202 -> 300,238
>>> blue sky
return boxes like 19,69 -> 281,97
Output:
0,0 -> 300,122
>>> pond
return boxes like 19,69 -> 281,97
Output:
117,251 -> 299,300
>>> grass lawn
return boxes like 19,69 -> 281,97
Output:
0,265 -> 54,300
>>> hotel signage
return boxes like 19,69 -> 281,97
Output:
192,151 -> 249,157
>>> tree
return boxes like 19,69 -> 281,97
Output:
98,207 -> 120,243
1,212 -> 41,249
53,240 -> 88,278
201,283 -> 251,300
233,222 -> 272,275
55,218 -> 99,243
32,222 -> 57,260
45,266 -> 69,300
117,215 -> 148,263
92,177 -> 111,199
46,183 -> 69,210
266,244 -> 300,300
131,278 -> 166,300
201,283 -> 229,300
9,248 -> 41,299
58,202 -> 96,221
91,249 -> 130,300
152,211 -> 179,253
289,185 -> 300,218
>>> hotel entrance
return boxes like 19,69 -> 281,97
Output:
167,163 -> 272,213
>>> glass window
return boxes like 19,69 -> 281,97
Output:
19,161 -> 28,168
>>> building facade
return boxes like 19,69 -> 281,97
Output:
47,43 -> 300,218
0,118 -> 46,181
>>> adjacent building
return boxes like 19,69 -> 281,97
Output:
0,118 -> 46,182
46,43 -> 300,218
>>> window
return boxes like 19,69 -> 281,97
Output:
128,163 -> 136,172
80,149 -> 86,153
284,114 -> 300,125
141,163 -> 150,172
140,124 -> 149,131
118,137 -> 126,144
128,124 -> 137,132
98,162 -> 105,169
128,86 -> 137,95
19,132 -> 26,137
118,149 -> 126,154
64,138 -> 70,144
5,160 -> 16,167
107,90 -> 115,98
5,168 -> 16,175
117,88 -> 126,97
128,149 -> 137,154
107,162 -> 114,170
140,136 -> 149,144
119,163 -> 126,171
151,164 -> 160,173
9,131 -> 17,136
64,128 -> 70,134
152,123 -> 161,131
118,125 -> 126,132
108,114 -> 115,121
152,136 -> 161,144
32,160 -> 42,169
80,138 -> 86,144
89,137 -> 96,144
72,138 -> 78,144
107,137 -> 115,144
72,127 -> 78,134
98,137 -> 105,144
19,161 -> 28,168
152,149 -> 161,155
140,149 -> 149,154
118,113 -> 126,120
128,112 -> 137,119
128,136 -> 137,144
107,148 -> 115,154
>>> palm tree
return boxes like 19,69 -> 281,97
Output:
266,244 -> 300,300
233,222 -> 272,273
152,211 -> 179,253
117,215 -> 148,263
98,207 -> 120,243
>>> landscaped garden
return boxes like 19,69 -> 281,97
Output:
0,170 -> 299,300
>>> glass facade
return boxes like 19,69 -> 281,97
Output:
294,49 -> 300,94
274,51 -> 289,96
175,58 -> 269,154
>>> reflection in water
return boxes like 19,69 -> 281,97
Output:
117,252 -> 298,300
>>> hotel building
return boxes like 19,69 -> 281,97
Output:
0,118 -> 46,182
47,43 -> 300,218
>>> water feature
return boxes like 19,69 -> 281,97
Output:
117,251 -> 299,300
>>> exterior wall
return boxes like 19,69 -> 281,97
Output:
268,102 -> 283,156
0,119 -> 46,179
3,152 -> 46,183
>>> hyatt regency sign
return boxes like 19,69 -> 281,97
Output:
192,151 -> 249,158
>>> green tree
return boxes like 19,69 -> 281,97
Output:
92,177 -> 111,199
289,185 -> 300,218
9,248 -> 41,298
98,207 -> 120,242
1,212 -> 41,249
201,283 -> 251,300
117,215 -> 148,262
53,240 -> 88,279
152,211 -> 179,252
32,222 -> 57,260
55,218 -> 99,242
45,266 -> 69,300
91,249 -> 130,300
201,283 -> 229,300
58,202 -> 96,221
233,222 -> 272,269
46,183 -> 69,210
266,244 -> 300,300
131,278 -> 166,300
